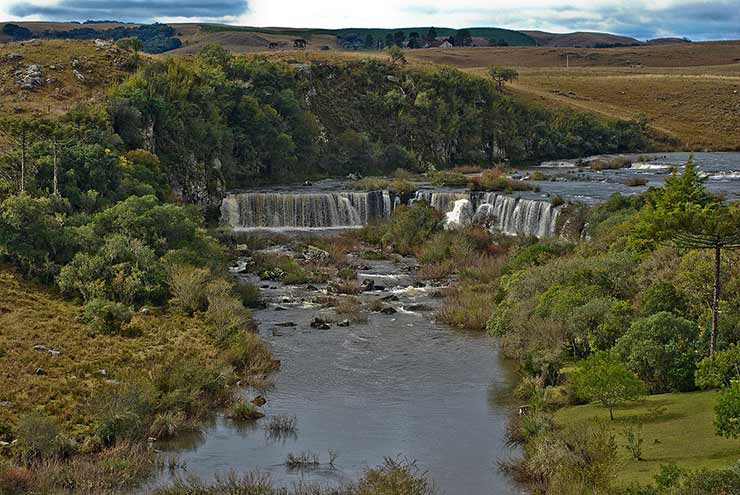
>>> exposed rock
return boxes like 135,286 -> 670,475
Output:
380,306 -> 397,315
275,321 -> 297,327
381,294 -> 399,302
337,319 -> 350,327
271,359 -> 281,369
306,285 -> 319,291
6,53 -> 23,61
96,369 -> 108,377
303,245 -> 330,263
251,395 -> 267,406
33,344 -> 49,352
361,279 -> 375,292
48,350 -> 62,357
271,328 -> 282,336
15,64 -> 44,90
310,317 -> 331,330
274,306 -> 288,311
35,368 -> 46,375
0,401 -> 13,408
404,304 -> 432,312
444,199 -> 474,230
72,69 -> 85,82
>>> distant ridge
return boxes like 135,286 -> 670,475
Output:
522,30 -> 643,48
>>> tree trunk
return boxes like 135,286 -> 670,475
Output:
711,244 -> 721,356
20,133 -> 25,193
52,140 -> 58,196
609,406 -> 614,421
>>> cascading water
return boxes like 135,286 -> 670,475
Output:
221,189 -> 561,238
221,191 -> 393,229
473,192 -> 561,238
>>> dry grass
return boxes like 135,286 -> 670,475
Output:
0,39 -> 132,120
0,266 -> 236,438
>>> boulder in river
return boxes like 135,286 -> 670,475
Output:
275,321 -> 297,327
310,317 -> 331,329
380,306 -> 398,315
251,395 -> 267,407
337,319 -> 350,327
361,279 -> 375,292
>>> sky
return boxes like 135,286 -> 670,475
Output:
2,0 -> 739,41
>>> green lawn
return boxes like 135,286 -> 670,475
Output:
554,390 -> 740,486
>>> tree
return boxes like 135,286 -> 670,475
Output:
696,344 -> 740,389
35,119 -> 74,197
408,32 -> 421,49
454,29 -> 472,47
115,36 -> 144,52
0,117 -> 40,192
572,352 -> 645,420
489,66 -> 519,93
715,380 -> 740,438
364,33 -> 375,50
387,46 -> 407,65
393,31 -> 406,47
641,159 -> 740,355
425,27 -> 438,44
615,311 -> 701,393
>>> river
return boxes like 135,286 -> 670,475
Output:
150,255 -> 522,494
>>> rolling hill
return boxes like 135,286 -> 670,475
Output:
522,30 -> 643,47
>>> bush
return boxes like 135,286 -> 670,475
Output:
695,344 -> 740,389
233,281 -> 263,308
429,171 -> 468,187
224,332 -> 273,376
167,265 -> 211,314
227,400 -> 263,421
615,311 -> 701,393
715,380 -> 740,439
641,281 -> 688,316
469,169 -> 537,192
438,284 -> 497,331
14,414 -> 65,462
82,298 -> 133,335
378,203 -> 442,255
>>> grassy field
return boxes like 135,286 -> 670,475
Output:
0,267 -> 224,437
401,43 -> 740,150
554,390 -> 740,486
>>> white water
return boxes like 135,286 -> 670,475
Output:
222,189 -> 561,238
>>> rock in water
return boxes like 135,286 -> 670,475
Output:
444,199 -> 473,230
310,317 -> 331,330
251,395 -> 267,406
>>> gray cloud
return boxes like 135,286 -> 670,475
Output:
9,0 -> 249,23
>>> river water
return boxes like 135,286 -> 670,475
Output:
151,255 -> 522,494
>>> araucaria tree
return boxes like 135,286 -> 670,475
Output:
639,159 -> 740,355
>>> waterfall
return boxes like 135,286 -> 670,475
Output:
474,192 -> 561,238
411,191 -> 469,213
220,189 -> 561,237
221,191 -> 392,229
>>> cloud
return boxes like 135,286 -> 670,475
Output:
7,0 -> 250,23
1,0 -> 738,40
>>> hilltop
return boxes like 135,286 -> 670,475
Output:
522,30 -> 643,47
0,39 -> 133,117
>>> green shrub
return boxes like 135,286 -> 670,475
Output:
224,332 -> 273,376
167,265 -> 211,314
429,171 -> 468,187
233,282 -> 263,308
379,203 -> 442,255
615,311 -> 701,393
696,344 -> 740,389
81,298 -> 133,335
15,414 -> 66,462
227,400 -> 263,421
715,380 -> 740,439
641,281 -> 688,316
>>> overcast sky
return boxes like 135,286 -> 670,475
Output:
3,0 -> 739,41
